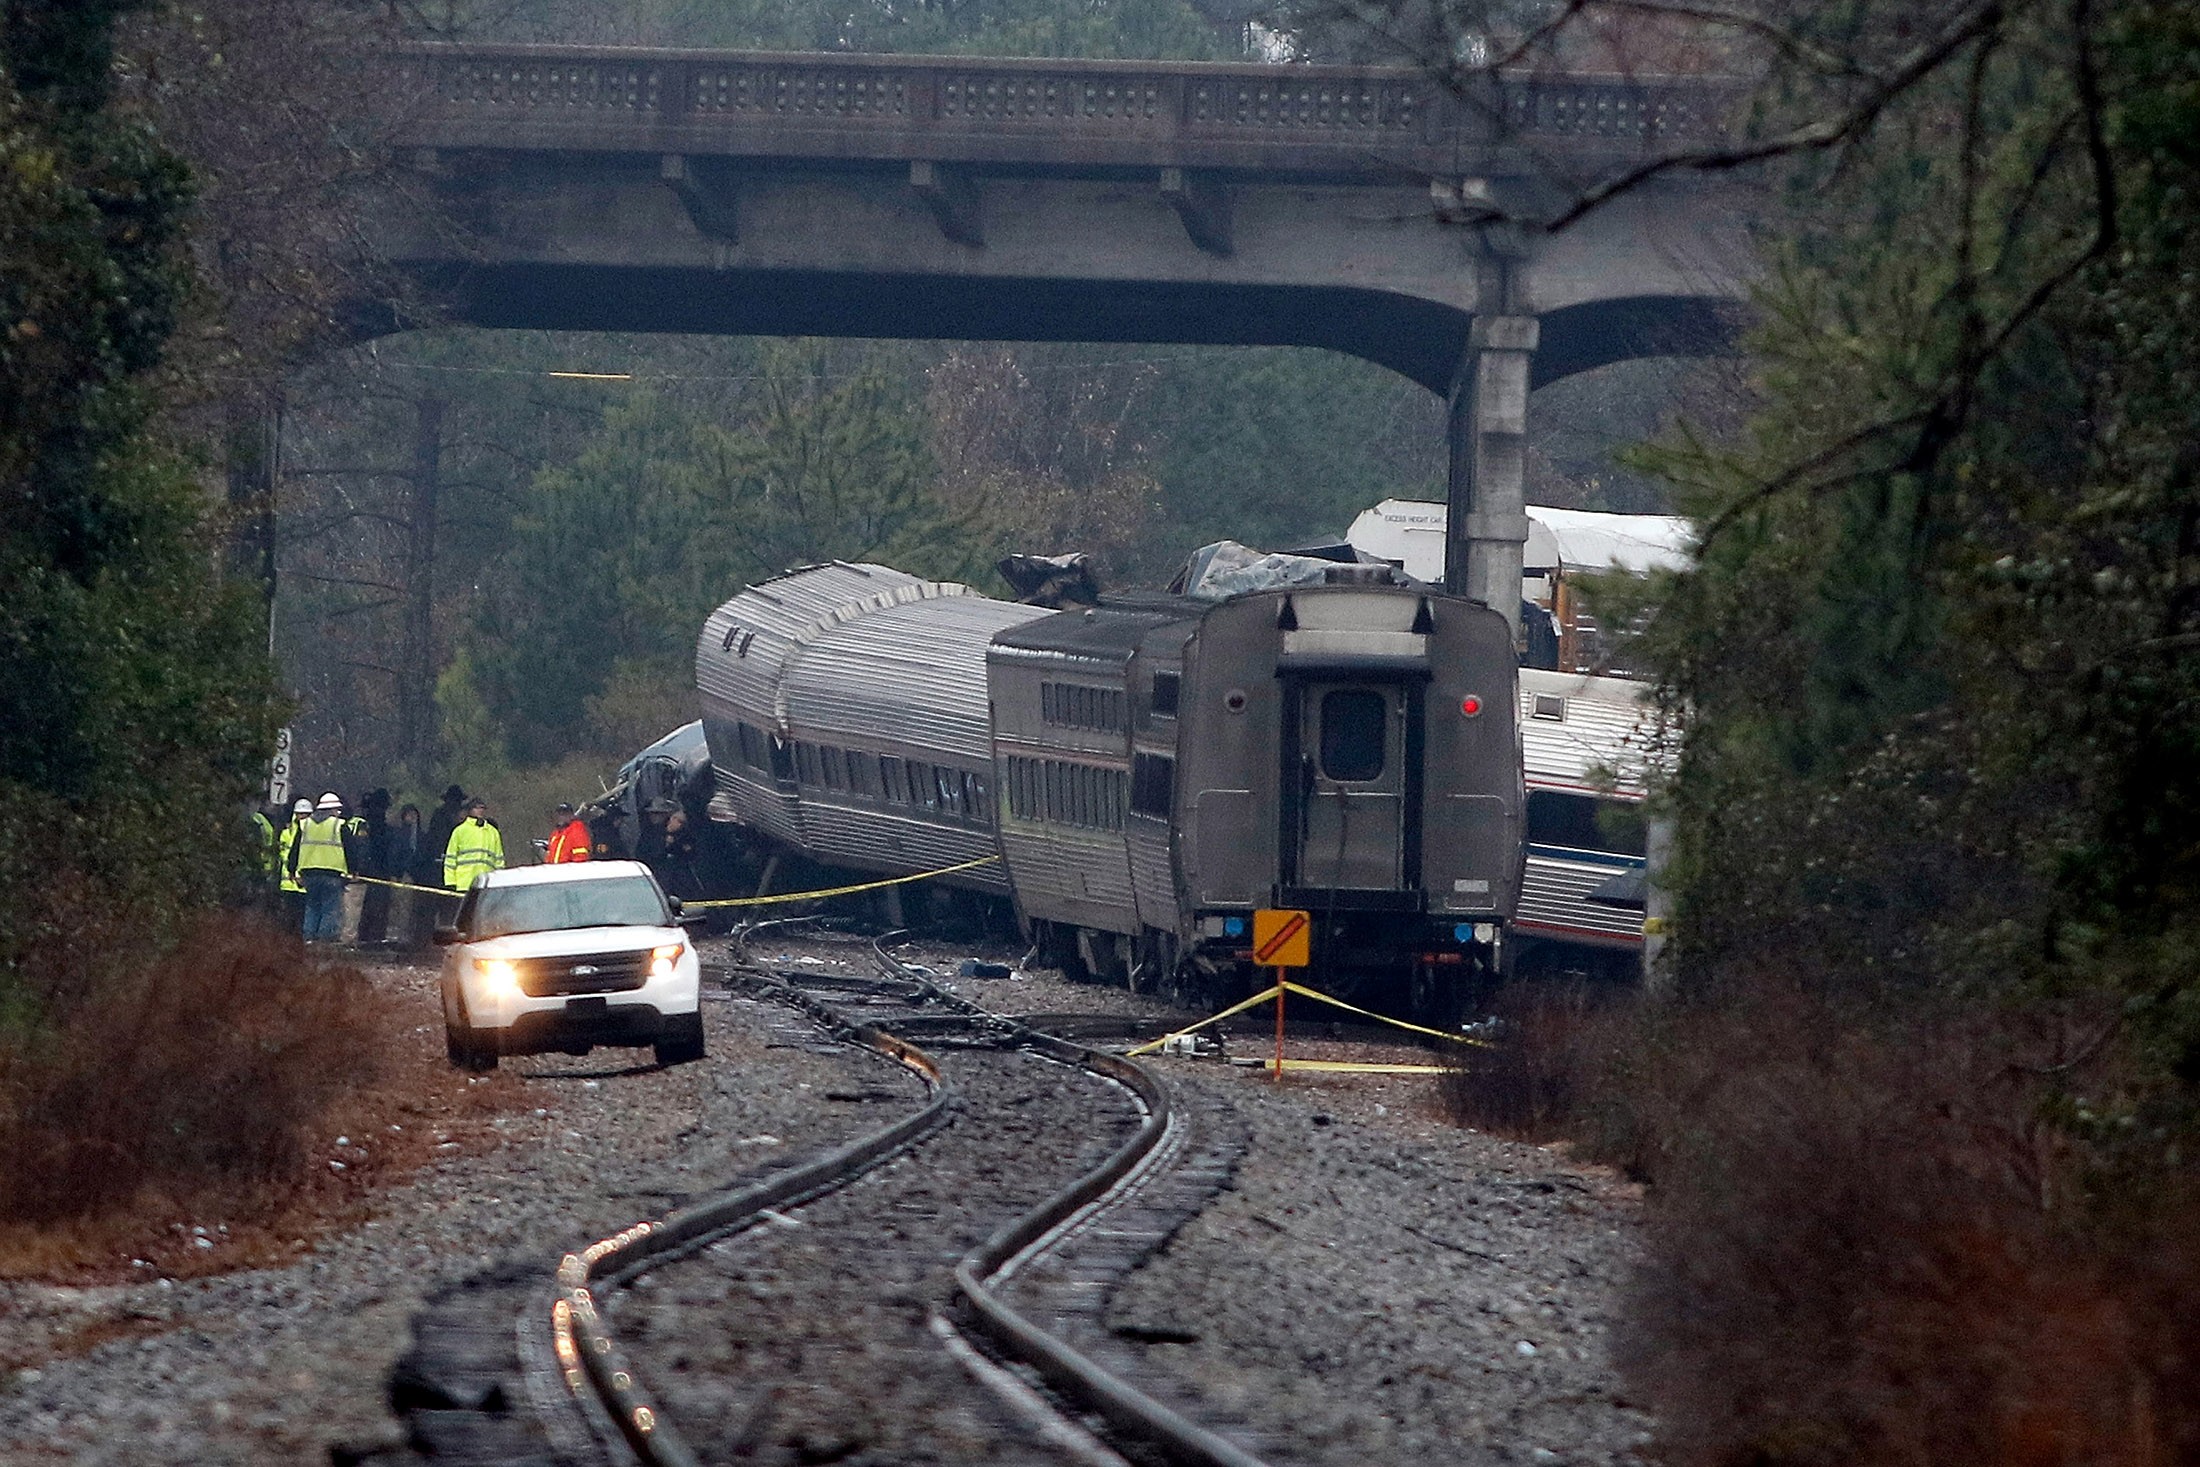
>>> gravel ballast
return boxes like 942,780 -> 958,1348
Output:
607,1043 -> 1139,1466
1107,1058 -> 1651,1465
0,947 -> 900,1466
1,930 -> 1648,1467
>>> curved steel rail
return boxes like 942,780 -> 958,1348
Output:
867,934 -> 1271,1467
548,942 -> 954,1465
553,922 -> 1266,1467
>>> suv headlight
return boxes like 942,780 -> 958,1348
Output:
475,958 -> 518,994
650,944 -> 683,980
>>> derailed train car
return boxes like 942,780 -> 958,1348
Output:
692,561 -> 1523,1017
695,563 -> 1047,904
1515,668 -> 1659,978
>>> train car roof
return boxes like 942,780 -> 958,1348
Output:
783,592 -> 1050,759
1518,668 -> 1663,797
989,600 -> 1196,667
698,562 -> 984,732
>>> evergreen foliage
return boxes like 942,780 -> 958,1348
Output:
0,0 -> 277,996
1630,0 -> 2200,1147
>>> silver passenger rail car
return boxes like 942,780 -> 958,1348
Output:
1516,668 -> 1658,976
695,562 -> 1049,899
989,580 -> 1523,1015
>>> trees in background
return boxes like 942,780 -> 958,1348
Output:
1631,0 -> 2200,1118
1295,0 -> 2200,1451
0,0 -> 277,994
253,0 -> 1699,797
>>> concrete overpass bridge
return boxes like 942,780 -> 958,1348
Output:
380,45 -> 1753,620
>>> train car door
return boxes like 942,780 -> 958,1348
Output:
1285,680 -> 1414,891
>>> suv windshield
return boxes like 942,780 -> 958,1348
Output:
465,875 -> 668,939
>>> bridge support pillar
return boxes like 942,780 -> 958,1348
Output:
1444,312 -> 1538,636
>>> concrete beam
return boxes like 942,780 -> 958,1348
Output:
909,161 -> 984,248
1446,312 -> 1538,634
1159,168 -> 1233,257
660,154 -> 739,243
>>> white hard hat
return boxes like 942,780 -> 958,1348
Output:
315,791 -> 343,812
292,798 -> 313,815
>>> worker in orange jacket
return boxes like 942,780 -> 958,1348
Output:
546,802 -> 593,864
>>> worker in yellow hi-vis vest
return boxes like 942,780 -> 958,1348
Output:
444,797 -> 505,891
291,791 -> 351,944
277,797 -> 310,934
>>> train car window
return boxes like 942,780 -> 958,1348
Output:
936,767 -> 963,817
1150,671 -> 1180,717
908,760 -> 938,811
770,737 -> 795,784
1007,758 -> 1036,820
1131,754 -> 1174,818
881,755 -> 908,805
1040,681 -> 1126,732
820,746 -> 847,791
968,772 -> 991,826
794,742 -> 821,787
737,722 -> 770,771
1526,790 -> 1648,856
1597,799 -> 1649,855
1319,689 -> 1388,781
846,751 -> 878,798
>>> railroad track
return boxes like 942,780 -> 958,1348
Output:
540,921 -> 1269,1467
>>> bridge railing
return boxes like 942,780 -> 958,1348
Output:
397,45 -> 1740,173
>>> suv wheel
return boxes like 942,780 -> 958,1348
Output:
445,1018 -> 498,1072
654,1011 -> 706,1067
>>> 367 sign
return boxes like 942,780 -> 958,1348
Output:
267,726 -> 294,808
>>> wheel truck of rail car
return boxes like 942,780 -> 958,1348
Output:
681,560 -> 1524,1025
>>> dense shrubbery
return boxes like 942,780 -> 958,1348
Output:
0,2 -> 325,1225
1526,0 -> 2200,1458
0,916 -> 384,1223
1,1 -> 277,975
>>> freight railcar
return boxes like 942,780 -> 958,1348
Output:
691,561 -> 1524,1018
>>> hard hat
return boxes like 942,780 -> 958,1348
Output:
292,798 -> 313,815
315,791 -> 343,812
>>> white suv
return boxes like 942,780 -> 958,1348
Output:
434,860 -> 705,1071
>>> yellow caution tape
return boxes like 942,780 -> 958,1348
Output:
345,873 -> 462,897
1277,980 -> 1494,1047
1251,1059 -> 1461,1074
340,855 -> 1002,910
685,855 -> 1001,910
1128,975 -> 1493,1058
1125,982 -> 1290,1056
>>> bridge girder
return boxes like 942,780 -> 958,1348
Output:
370,46 -> 1759,621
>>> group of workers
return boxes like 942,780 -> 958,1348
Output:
253,786 -> 605,944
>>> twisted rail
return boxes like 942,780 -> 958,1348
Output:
547,926 -> 1267,1466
